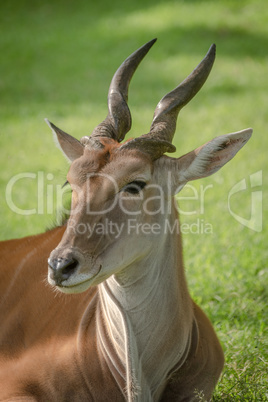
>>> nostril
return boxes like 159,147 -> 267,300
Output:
48,257 -> 79,284
61,259 -> 79,280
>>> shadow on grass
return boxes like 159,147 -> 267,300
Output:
0,0 -> 267,109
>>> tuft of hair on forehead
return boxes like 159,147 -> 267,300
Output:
70,139 -> 121,174
80,136 -> 105,149
82,137 -> 121,155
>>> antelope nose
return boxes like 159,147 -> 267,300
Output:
48,257 -> 79,285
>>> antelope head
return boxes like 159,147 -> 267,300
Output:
47,39 -> 252,293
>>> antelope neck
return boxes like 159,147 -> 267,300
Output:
97,226 -> 194,401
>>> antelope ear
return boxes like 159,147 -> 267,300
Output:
45,119 -> 84,162
173,128 -> 252,191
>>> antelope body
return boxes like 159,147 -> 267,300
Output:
0,39 -> 252,401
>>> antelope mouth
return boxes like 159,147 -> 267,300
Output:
56,264 -> 103,294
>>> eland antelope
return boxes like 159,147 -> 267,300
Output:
0,39 -> 252,401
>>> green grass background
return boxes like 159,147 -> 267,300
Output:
0,0 -> 267,399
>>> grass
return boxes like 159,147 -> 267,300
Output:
0,0 -> 267,399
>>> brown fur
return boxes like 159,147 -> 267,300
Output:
0,226 -> 224,401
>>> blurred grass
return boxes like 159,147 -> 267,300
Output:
0,0 -> 267,399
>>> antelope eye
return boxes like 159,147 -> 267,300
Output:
122,181 -> 146,194
62,180 -> 69,189
62,181 -> 73,192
